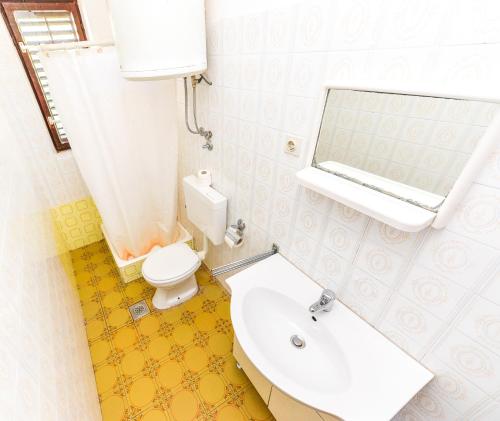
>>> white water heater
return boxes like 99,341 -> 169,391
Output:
108,0 -> 207,80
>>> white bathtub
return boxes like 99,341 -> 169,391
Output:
101,222 -> 193,283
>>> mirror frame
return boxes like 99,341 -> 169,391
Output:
298,83 -> 500,232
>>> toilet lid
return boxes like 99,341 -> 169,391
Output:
142,243 -> 200,283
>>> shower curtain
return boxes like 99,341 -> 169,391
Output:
42,47 -> 178,260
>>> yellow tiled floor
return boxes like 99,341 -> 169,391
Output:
71,240 -> 275,421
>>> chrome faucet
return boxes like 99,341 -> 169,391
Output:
309,289 -> 336,313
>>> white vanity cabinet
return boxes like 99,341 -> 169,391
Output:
233,338 -> 341,421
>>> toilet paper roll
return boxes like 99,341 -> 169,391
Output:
224,227 -> 243,248
197,169 -> 212,186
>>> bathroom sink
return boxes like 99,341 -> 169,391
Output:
227,255 -> 433,421
243,287 -> 351,394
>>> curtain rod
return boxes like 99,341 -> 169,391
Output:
23,40 -> 115,53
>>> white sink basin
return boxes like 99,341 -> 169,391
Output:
227,254 -> 433,421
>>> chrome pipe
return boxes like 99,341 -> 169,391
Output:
211,244 -> 279,277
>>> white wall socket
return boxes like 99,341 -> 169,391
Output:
284,137 -> 301,156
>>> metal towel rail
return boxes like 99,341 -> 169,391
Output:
211,244 -> 279,277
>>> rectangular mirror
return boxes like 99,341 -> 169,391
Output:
297,85 -> 500,232
312,88 -> 498,211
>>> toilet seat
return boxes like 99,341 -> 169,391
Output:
142,242 -> 200,286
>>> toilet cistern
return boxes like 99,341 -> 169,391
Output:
309,289 -> 336,313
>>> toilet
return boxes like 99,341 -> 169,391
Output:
142,175 -> 227,310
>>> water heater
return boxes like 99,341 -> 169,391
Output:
108,0 -> 207,80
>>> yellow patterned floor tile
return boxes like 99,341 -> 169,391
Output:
113,326 -> 139,351
129,377 -> 157,409
101,394 -> 126,421
95,364 -> 119,395
170,390 -> 199,421
139,408 -> 169,421
71,240 -> 274,421
207,333 -> 232,357
215,404 -> 245,421
137,315 -> 160,337
120,349 -> 146,377
148,336 -> 174,361
242,387 -> 273,420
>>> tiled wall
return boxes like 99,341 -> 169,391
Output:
51,197 -> 103,251
177,1 -> 500,419
0,20 -> 100,421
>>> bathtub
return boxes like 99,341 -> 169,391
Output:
101,222 -> 193,283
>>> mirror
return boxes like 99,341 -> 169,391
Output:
313,89 -> 499,210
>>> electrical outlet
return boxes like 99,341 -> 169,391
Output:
284,137 -> 301,156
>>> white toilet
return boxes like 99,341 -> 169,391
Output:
142,175 -> 227,310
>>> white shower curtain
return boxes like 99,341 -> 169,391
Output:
42,47 -> 178,260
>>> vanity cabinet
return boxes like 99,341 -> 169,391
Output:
233,338 -> 341,421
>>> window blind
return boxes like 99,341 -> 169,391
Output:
14,10 -> 81,144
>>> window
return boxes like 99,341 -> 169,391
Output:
1,1 -> 86,151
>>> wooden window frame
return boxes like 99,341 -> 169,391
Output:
0,0 -> 86,152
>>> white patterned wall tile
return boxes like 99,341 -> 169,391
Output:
416,229 -> 500,290
479,269 -> 500,307
340,268 -> 391,313
239,90 -> 260,123
222,17 -> 242,55
259,92 -> 285,129
446,184 -> 500,250
275,163 -> 299,198
456,295 -> 500,357
477,147 -> 500,189
440,0 -> 500,46
470,399 -> 500,421
255,126 -> 281,158
315,247 -> 349,285
391,405 -> 425,421
322,217 -> 362,261
261,54 -> 291,95
222,88 -> 240,117
239,54 -> 262,91
222,55 -> 241,89
288,53 -> 327,98
376,318 -> 424,357
433,329 -> 500,396
377,0 -> 447,49
264,6 -> 296,53
209,85 -> 224,113
398,264 -> 469,321
366,221 -> 424,255
242,13 -> 266,54
299,186 -> 332,215
289,230 -> 317,262
295,203 -> 327,240
293,0 -> 332,52
407,388 -> 461,421
329,200 -> 370,233
380,293 -> 446,353
283,95 -> 316,138
340,292 -> 381,326
355,241 -> 407,287
421,353 -> 490,415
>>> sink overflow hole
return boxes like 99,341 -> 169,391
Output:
312,316 -> 317,322
290,335 -> 306,349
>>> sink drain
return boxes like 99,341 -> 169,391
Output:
290,335 -> 306,349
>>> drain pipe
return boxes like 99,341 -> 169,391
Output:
196,231 -> 208,261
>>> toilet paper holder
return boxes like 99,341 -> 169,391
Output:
231,219 -> 246,236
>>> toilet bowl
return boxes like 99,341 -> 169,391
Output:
142,242 -> 201,309
142,174 -> 227,310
